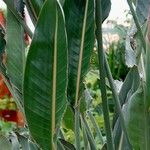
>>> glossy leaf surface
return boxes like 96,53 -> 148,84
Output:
124,84 -> 150,149
136,0 -> 150,24
64,0 -> 95,105
25,0 -> 44,24
24,1 -> 68,149
6,9 -> 25,92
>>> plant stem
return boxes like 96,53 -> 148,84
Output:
95,0 -> 115,150
146,30 -> 150,108
75,108 -> 80,150
145,28 -> 150,148
104,55 -> 132,149
87,110 -> 104,145
3,0 -> 33,38
81,115 -> 97,150
127,0 -> 146,53
81,116 -> 89,150
57,140 -> 66,150
118,132 -> 124,150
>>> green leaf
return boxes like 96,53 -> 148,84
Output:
113,67 -> 140,149
75,109 -> 81,149
136,0 -> 150,24
64,0 -> 95,106
127,0 -> 146,53
25,0 -> 45,24
125,27 -> 137,68
18,135 -> 39,150
81,117 -> 90,150
6,8 -> 25,92
57,140 -> 65,150
123,84 -> 150,149
96,1 -> 115,149
81,115 -> 97,150
24,1 -> 68,149
87,110 -> 104,145
59,0 -> 65,6
101,0 -> 111,22
0,28 -> 6,73
25,0 -> 65,24
63,105 -> 74,130
5,6 -> 25,112
3,0 -> 33,38
122,24 -> 150,147
146,26 -> 150,108
119,66 -> 140,106
0,135 -> 12,150
113,67 -> 139,126
9,133 -> 20,150
0,28 -> 5,54
59,139 -> 76,150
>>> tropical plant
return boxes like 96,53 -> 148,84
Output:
0,0 -> 149,150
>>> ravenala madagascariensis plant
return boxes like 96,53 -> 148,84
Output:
0,0 -> 150,149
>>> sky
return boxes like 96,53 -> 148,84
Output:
108,0 -> 129,23
0,0 -> 129,23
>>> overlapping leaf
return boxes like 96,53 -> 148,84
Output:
113,67 -> 140,149
59,139 -> 76,150
119,67 -> 140,105
122,9 -> 150,149
6,6 -> 25,93
101,0 -> 111,22
25,0 -> 45,24
24,1 -> 68,149
125,26 -> 137,68
136,0 -> 150,24
123,84 -> 150,149
25,0 -> 65,25
64,0 -> 95,105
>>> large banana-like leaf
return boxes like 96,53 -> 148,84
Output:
122,12 -> 150,150
64,1 -> 95,147
64,0 -> 111,105
25,0 -> 64,25
113,67 -> 140,149
24,1 -> 68,149
6,7 -> 25,93
123,84 -> 150,149
3,0 -> 32,38
136,0 -> 150,24
125,0 -> 149,68
119,67 -> 140,105
101,0 -> 111,22
25,0 -> 45,24
64,0 -> 95,105
122,24 -> 150,147
146,15 -> 150,110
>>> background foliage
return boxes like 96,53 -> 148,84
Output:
0,0 -> 149,150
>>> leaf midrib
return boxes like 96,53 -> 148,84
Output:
52,5 -> 58,148
75,0 -> 89,106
